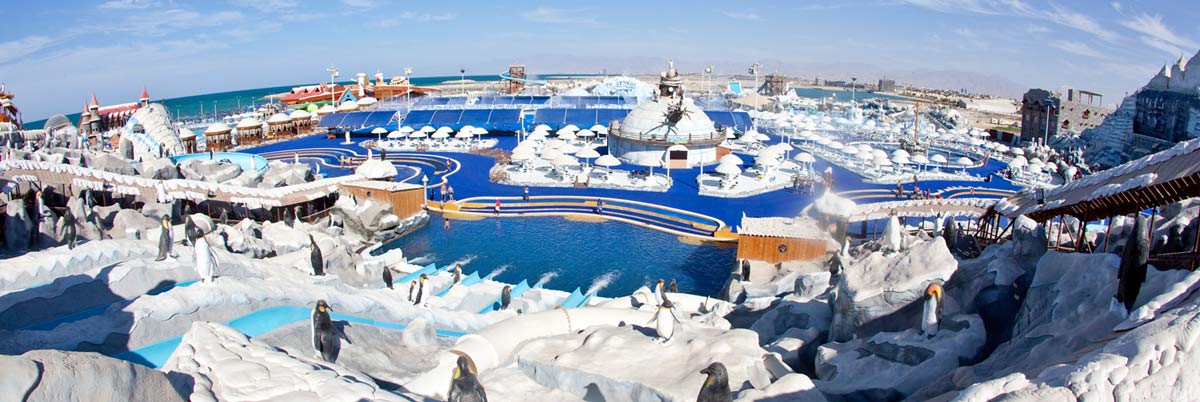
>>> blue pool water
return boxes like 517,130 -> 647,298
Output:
375,215 -> 737,298
793,87 -> 909,102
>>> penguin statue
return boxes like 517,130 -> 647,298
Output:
382,267 -> 394,289
452,264 -> 462,285
654,278 -> 667,305
182,215 -> 197,246
285,207 -> 295,228
934,213 -> 946,238
62,209 -> 78,250
308,235 -> 324,276
920,283 -> 944,338
413,274 -> 428,306
408,280 -> 417,302
192,229 -> 218,283
447,355 -> 488,402
740,260 -> 751,283
500,285 -> 512,310
294,206 -> 304,226
668,278 -> 678,293
219,209 -> 229,226
311,300 -> 337,362
155,215 -> 173,261
697,362 -> 733,402
647,300 -> 682,343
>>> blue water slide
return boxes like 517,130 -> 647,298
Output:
559,287 -> 591,309
113,305 -> 467,368
436,271 -> 481,297
478,279 -> 530,314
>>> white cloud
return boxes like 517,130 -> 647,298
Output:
98,0 -> 155,10
373,12 -> 456,28
1110,2 -> 1122,12
226,0 -> 298,12
900,0 -> 1116,42
1101,62 -> 1156,81
724,11 -> 762,21
0,36 -> 54,61
522,7 -> 602,27
1025,23 -> 1049,34
1119,14 -> 1199,57
1050,40 -> 1107,59
99,9 -> 245,36
341,0 -> 379,8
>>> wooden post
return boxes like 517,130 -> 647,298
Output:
1101,216 -> 1114,253
1192,204 -> 1200,270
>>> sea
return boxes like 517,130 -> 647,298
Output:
23,74 -> 584,129
793,87 -> 910,102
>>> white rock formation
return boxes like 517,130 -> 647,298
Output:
830,238 -> 958,341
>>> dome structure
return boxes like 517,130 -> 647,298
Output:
608,60 -> 722,168
205,122 -> 231,134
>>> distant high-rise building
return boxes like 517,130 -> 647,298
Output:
877,79 -> 896,93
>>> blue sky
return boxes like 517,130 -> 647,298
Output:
2,0 -> 1198,120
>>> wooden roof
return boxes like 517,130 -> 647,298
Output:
998,137 -> 1200,222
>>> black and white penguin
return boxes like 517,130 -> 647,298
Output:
740,260 -> 751,283
697,362 -> 733,402
294,206 -> 304,226
219,209 -> 229,226
408,280 -> 417,302
668,278 -> 678,293
920,283 -> 944,338
452,264 -> 462,285
311,299 -> 337,362
192,229 -> 217,283
500,285 -> 512,310
447,355 -> 487,402
413,274 -> 428,306
62,209 -> 77,250
1117,215 -> 1150,312
647,299 -> 681,343
155,215 -> 172,261
308,235 -> 324,276
382,267 -> 394,289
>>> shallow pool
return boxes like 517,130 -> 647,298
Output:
375,215 -> 737,298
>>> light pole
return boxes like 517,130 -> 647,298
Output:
460,68 -> 466,95
749,63 -> 761,110
327,66 -> 339,106
421,175 -> 429,207
1042,97 -> 1056,147
705,65 -> 713,96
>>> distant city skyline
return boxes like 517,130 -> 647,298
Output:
2,0 -> 1197,120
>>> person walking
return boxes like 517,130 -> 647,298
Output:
494,199 -> 501,216
523,186 -> 530,202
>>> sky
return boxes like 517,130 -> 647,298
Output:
2,0 -> 1198,120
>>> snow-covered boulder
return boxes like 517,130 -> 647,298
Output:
330,195 -> 399,239
137,157 -> 178,180
402,317 -> 438,350
814,314 -> 985,400
954,271 -> 1200,401
111,209 -> 159,239
355,159 -> 399,180
83,152 -> 136,175
259,160 -> 311,188
163,322 -> 408,402
178,158 -> 242,183
914,251 -> 1126,399
1,350 -> 185,402
507,324 -> 772,401
830,238 -> 957,341
736,373 -> 828,402
261,221 -> 309,254
139,202 -> 173,221
751,295 -> 832,347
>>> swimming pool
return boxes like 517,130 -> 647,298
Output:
374,215 -> 737,298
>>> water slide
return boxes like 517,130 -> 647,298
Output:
498,71 -> 547,86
